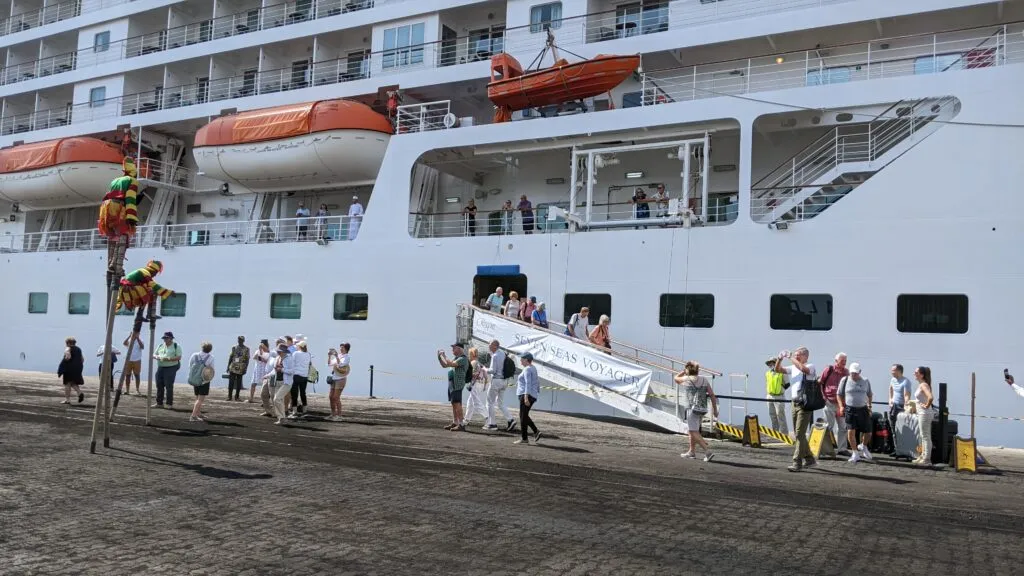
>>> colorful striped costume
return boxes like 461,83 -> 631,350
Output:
98,157 -> 140,239
117,260 -> 174,311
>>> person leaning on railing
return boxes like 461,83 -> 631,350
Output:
588,315 -> 612,353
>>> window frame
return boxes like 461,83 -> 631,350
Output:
93,31 -> 110,53
530,2 -> 563,33
769,293 -> 833,331
270,293 -> 302,320
563,293 -> 611,325
896,294 -> 969,334
27,292 -> 48,314
68,292 -> 91,315
658,293 -> 715,328
89,86 -> 106,108
160,293 -> 187,318
382,22 -> 426,69
333,293 -> 369,321
212,293 -> 242,318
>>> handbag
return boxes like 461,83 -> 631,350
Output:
795,373 -> 826,411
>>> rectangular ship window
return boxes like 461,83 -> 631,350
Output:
896,294 -> 968,334
161,293 -> 187,318
213,293 -> 242,318
68,292 -> 91,315
28,292 -> 48,314
89,86 -> 106,107
659,294 -> 715,328
530,2 -> 562,33
333,293 -> 368,320
94,31 -> 110,52
770,294 -> 832,331
270,293 -> 302,320
563,293 -> 611,325
382,23 -> 425,69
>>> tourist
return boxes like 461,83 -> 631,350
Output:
295,202 -> 310,240
285,335 -> 296,353
504,291 -> 522,320
315,203 -> 329,239
1007,370 -> 1023,398
122,332 -> 144,395
485,287 -> 504,313
819,352 -> 850,456
515,352 -> 541,445
653,184 -> 669,218
631,187 -> 650,226
259,339 -> 283,417
518,194 -> 534,234
565,306 -> 590,339
589,315 -> 612,351
485,340 -> 516,432
187,341 -> 216,423
226,335 -> 250,402
463,199 -> 478,236
888,364 -> 911,453
250,339 -> 270,404
519,295 -> 536,323
764,356 -> 788,435
326,343 -> 351,421
501,199 -> 514,234
289,341 -> 311,418
272,343 -> 294,425
837,363 -> 873,463
462,347 -> 490,427
531,302 -> 549,329
153,332 -> 182,409
437,343 -> 469,431
775,347 -> 817,472
908,366 -> 935,465
57,337 -> 85,404
347,195 -> 364,240
675,361 -> 718,462
96,345 -> 121,390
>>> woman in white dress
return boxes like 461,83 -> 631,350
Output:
248,339 -> 270,403
462,347 -> 490,427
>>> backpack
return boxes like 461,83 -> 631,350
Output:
308,363 -> 319,384
187,355 -> 206,386
795,373 -> 826,411
464,359 -> 473,384
502,354 -> 516,379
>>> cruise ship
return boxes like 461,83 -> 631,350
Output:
0,0 -> 1021,446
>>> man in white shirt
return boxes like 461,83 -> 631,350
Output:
289,342 -> 311,418
485,287 -> 504,313
347,196 -> 364,240
295,202 -> 311,240
485,340 -> 517,432
272,344 -> 295,425
122,333 -> 144,395
566,307 -> 590,339
774,346 -> 817,472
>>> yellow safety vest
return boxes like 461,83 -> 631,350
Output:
766,370 -> 785,396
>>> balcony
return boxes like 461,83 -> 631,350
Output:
0,215 -> 356,254
0,0 -> 130,38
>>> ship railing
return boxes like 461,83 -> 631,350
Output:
0,0 -> 83,38
156,215 -> 355,249
136,158 -> 197,190
640,23 -> 1020,107
459,304 -> 724,432
0,106 -> 69,135
0,51 -> 77,86
396,101 -> 454,133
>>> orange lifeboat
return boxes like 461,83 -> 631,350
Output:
193,99 -> 394,192
0,137 -> 126,210
488,48 -> 640,123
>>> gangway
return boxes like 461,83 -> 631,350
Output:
456,304 -> 722,433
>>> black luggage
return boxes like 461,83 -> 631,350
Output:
930,418 -> 958,464
870,411 -> 889,453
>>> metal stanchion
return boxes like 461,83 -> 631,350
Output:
369,364 -> 376,399
145,300 -> 156,426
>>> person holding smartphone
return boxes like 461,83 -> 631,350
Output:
1007,369 -> 1024,399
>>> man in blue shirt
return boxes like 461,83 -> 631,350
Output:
514,352 -> 542,445
484,287 -> 504,313
888,364 -> 912,454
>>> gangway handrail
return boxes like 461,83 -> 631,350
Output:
470,305 -> 722,377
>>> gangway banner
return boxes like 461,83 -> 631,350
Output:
472,312 -> 652,402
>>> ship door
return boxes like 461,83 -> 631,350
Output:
473,265 -> 527,311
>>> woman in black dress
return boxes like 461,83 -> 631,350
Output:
57,337 -> 85,404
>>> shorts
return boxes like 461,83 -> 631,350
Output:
686,409 -> 705,432
845,406 -> 871,434
330,377 -> 347,392
448,387 -> 463,405
124,360 -> 142,374
193,383 -> 211,397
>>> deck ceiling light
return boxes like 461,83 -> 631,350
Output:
445,196 -> 460,203
775,56 -> 785,64
625,171 -> 644,179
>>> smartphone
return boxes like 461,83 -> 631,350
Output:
1006,368 -> 1013,384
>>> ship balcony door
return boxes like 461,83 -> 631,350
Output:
473,265 -> 527,312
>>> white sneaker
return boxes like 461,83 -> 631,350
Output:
858,444 -> 873,461
680,452 -> 696,459
848,452 -> 861,463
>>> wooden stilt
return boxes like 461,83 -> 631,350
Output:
145,299 -> 156,426
90,236 -> 127,453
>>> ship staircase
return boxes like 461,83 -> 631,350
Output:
751,96 -> 960,224
456,305 -> 721,433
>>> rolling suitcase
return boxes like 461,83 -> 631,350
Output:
892,412 -> 920,461
870,412 -> 889,453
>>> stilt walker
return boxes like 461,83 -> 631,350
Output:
89,157 -> 140,453
108,260 -> 173,424
145,299 -> 157,426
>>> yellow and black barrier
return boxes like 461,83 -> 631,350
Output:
809,422 -> 838,460
758,425 -> 794,445
953,436 -> 977,473
715,421 -> 744,441
742,415 -> 762,448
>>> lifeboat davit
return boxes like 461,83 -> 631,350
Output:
487,48 -> 641,122
193,99 -> 393,192
0,137 -> 126,210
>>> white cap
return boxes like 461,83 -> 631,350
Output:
849,362 -> 861,374
353,195 -> 359,200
